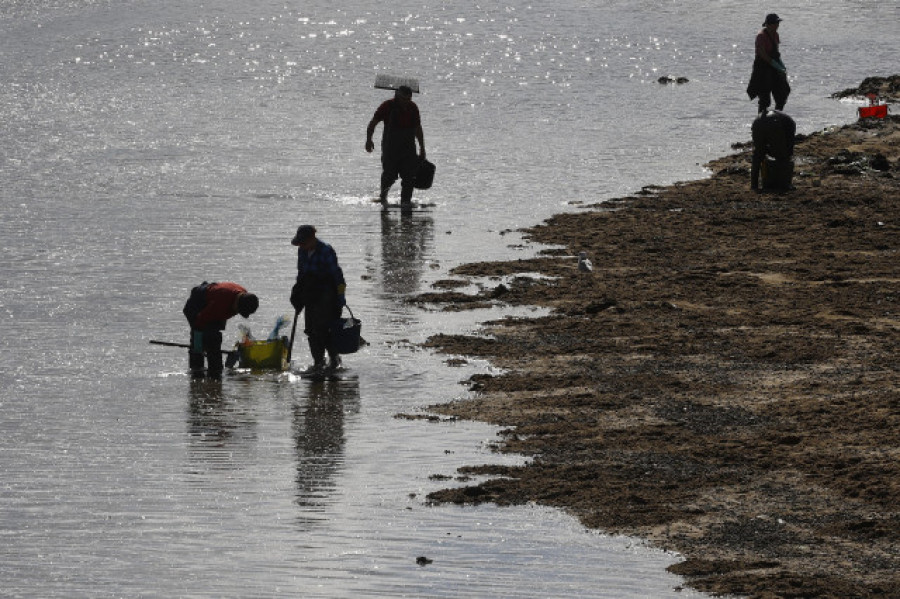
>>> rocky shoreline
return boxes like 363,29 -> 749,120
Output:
416,79 -> 899,598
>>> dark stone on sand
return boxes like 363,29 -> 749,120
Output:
830,74 -> 900,100
585,299 -> 617,314
871,153 -> 891,171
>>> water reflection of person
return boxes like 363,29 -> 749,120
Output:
379,208 -> 434,297
186,378 -> 258,467
292,379 -> 360,528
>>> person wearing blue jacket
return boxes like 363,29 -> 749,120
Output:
289,225 -> 346,374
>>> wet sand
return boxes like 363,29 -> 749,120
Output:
416,80 -> 899,598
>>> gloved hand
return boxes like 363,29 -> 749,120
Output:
772,59 -> 787,74
290,282 -> 304,312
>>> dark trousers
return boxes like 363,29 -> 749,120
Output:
754,64 -> 790,113
381,151 -> 419,203
188,328 -> 223,377
758,80 -> 790,113
300,285 -> 339,365
748,59 -> 790,114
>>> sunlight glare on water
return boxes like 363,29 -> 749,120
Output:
2,0 -> 897,596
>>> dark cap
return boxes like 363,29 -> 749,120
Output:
291,225 -> 316,246
764,13 -> 782,25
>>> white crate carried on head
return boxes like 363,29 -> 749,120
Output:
374,74 -> 420,93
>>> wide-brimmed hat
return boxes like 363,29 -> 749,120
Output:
291,224 -> 316,245
764,13 -> 783,25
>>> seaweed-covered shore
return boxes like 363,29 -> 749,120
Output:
417,78 -> 899,598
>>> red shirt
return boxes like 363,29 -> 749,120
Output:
755,28 -> 779,60
194,282 -> 246,329
373,99 -> 421,129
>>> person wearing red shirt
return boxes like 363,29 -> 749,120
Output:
183,281 -> 258,377
746,13 -> 790,115
365,85 -> 426,207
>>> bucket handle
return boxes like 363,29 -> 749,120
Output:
341,304 -> 356,321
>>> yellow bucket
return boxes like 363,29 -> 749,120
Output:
238,337 -> 288,370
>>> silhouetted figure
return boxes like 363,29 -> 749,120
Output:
751,110 -> 796,192
289,225 -> 346,375
183,282 -> 258,378
747,13 -> 790,115
365,85 -> 426,206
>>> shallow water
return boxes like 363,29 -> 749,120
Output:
2,0 -> 897,596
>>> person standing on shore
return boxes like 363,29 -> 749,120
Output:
365,85 -> 426,207
183,281 -> 259,378
751,109 -> 796,191
289,225 -> 346,374
746,13 -> 790,115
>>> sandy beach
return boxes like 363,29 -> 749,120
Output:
416,78 -> 899,598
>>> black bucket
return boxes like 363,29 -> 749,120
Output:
414,158 -> 435,190
330,306 -> 362,354
762,157 -> 793,190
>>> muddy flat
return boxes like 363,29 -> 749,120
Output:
418,87 -> 899,597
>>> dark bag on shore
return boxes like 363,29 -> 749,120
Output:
414,158 -> 435,189
762,158 -> 793,190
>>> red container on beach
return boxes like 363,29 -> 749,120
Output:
858,104 -> 888,119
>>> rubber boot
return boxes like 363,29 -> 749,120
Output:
307,337 -> 326,372
189,330 -> 205,377
189,351 -> 205,378
400,182 -> 414,212
380,170 -> 396,204
204,330 -> 224,379
325,352 -> 341,374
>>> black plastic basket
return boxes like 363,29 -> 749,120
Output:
331,306 -> 362,354
414,158 -> 435,190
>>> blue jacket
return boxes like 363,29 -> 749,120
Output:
297,239 -> 345,292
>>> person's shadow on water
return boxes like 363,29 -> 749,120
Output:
186,377 -> 259,470
379,208 -> 434,298
292,378 -> 360,530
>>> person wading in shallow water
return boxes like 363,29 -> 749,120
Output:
365,85 -> 426,207
747,13 -> 791,115
289,225 -> 346,375
183,282 -> 258,378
